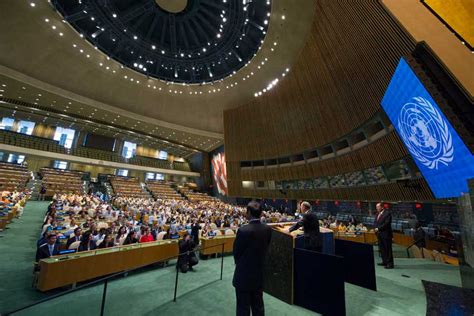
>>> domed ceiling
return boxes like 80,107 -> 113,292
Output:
52,0 -> 271,83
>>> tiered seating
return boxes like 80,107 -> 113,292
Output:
72,147 -> 125,163
146,181 -> 184,200
179,187 -> 216,202
0,162 -> 29,191
173,161 -> 191,171
0,129 -> 66,153
0,130 -> 193,172
72,147 -> 190,171
313,177 -> 329,188
364,166 -> 387,184
329,174 -> 346,187
129,156 -> 172,169
41,168 -> 84,197
344,171 -> 365,186
110,177 -> 149,198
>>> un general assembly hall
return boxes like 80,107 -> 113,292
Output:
0,0 -> 473,315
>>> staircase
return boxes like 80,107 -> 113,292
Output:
140,182 -> 153,199
26,178 -> 42,201
173,185 -> 188,200
103,181 -> 114,197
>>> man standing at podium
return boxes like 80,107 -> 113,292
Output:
289,201 -> 321,252
233,201 -> 272,316
375,202 -> 394,269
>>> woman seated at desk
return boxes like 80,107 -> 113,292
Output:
78,231 -> 97,252
123,231 -> 138,245
98,234 -> 114,248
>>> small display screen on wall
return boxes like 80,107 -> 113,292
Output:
84,133 -> 116,152
381,58 -> 474,198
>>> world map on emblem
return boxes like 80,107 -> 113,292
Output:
397,97 -> 454,170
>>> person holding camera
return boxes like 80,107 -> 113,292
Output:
177,232 -> 198,273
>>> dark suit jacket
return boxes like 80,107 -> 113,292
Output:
66,235 -> 81,249
77,241 -> 97,252
289,212 -> 319,234
375,210 -> 393,239
36,243 -> 60,262
177,239 -> 196,266
232,220 -> 272,291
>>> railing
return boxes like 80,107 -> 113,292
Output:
2,243 -> 226,316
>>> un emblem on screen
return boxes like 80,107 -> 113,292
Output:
397,97 -> 454,170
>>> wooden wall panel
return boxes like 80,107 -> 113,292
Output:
239,132 -> 407,180
224,0 -> 414,162
237,179 -> 433,202
223,1 -> 427,201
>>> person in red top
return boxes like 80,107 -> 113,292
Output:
139,226 -> 154,243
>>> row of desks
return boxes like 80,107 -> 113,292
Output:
36,235 -> 236,292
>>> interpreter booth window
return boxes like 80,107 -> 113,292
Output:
117,169 -> 129,177
122,141 -> 136,158
145,173 -> 165,180
53,160 -> 68,170
8,154 -> 25,164
157,150 -> 168,160
18,120 -> 35,135
54,127 -> 76,148
0,117 -> 15,131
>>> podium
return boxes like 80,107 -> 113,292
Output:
263,224 -> 345,315
263,224 -> 376,315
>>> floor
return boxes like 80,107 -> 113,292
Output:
0,202 -> 463,316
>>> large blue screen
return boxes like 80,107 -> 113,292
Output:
382,58 -> 474,198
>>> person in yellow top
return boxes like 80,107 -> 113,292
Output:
338,223 -> 346,232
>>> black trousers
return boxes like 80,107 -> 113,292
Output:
378,236 -> 394,266
235,289 -> 264,316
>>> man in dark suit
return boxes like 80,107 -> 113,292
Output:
233,201 -> 272,316
289,201 -> 322,252
66,227 -> 82,249
36,233 -> 60,262
374,202 -> 394,269
290,202 -> 318,233
191,220 -> 201,245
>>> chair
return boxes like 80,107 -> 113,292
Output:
422,248 -> 434,260
213,230 -> 222,236
68,241 -> 81,250
408,245 -> 423,258
432,250 -> 444,263
118,236 -> 127,246
97,222 -> 109,229
224,229 -> 235,235
157,231 -> 167,240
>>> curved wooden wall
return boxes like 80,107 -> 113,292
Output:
223,0 -> 434,201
